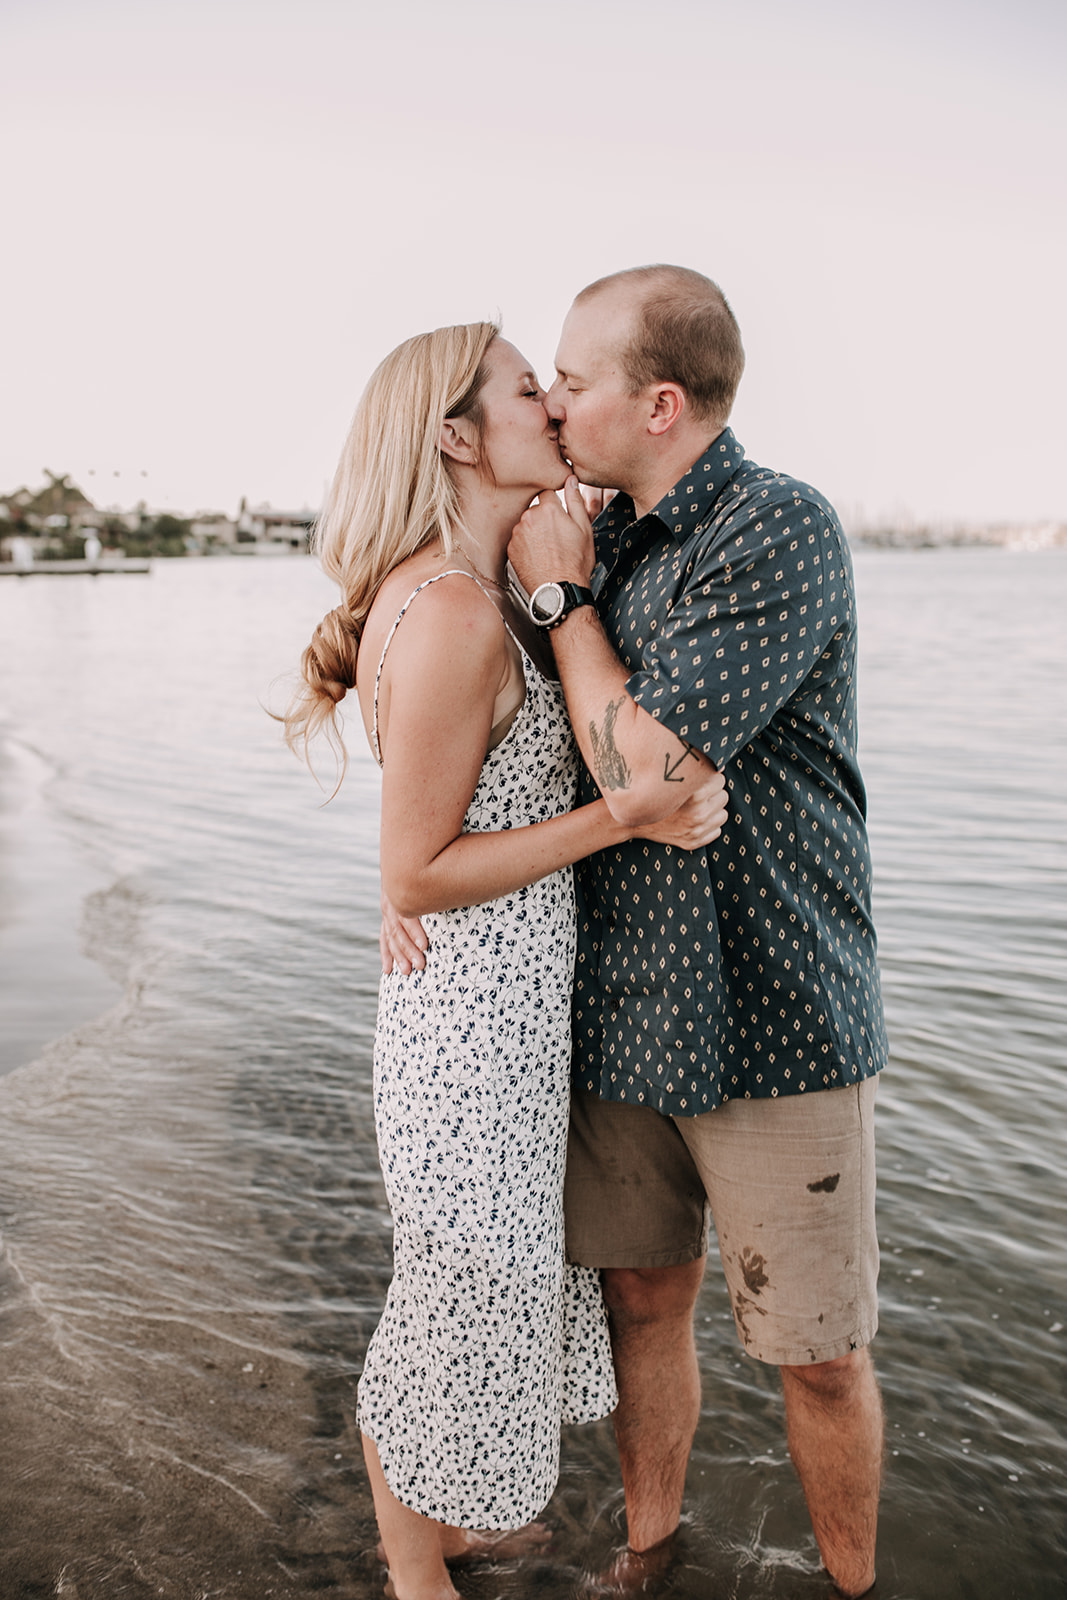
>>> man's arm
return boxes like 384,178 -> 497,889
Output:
509,478 -> 709,827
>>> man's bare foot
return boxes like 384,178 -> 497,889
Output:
826,1573 -> 877,1599
577,1532 -> 677,1596
376,1521 -> 552,1568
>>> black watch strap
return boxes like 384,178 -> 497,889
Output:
547,582 -> 595,629
506,566 -> 597,629
527,579 -> 595,628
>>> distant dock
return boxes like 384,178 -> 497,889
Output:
0,559 -> 151,577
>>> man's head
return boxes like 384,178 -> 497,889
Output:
545,265 -> 744,508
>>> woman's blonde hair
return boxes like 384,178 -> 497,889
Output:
283,320 -> 500,767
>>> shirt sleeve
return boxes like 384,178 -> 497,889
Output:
625,490 -> 852,768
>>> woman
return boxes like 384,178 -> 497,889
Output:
285,322 -> 727,1600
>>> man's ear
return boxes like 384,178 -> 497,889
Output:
439,418 -> 479,466
647,384 -> 686,437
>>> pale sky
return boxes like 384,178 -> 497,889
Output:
3,0 -> 1065,529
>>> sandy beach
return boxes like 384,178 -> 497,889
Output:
0,1220 -> 371,1599
0,975 -> 382,1600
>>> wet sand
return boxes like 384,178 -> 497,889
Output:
0,1260 -> 370,1599
0,1023 -> 382,1600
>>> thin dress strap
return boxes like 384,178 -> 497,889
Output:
371,568 -> 510,767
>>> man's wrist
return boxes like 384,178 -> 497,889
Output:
548,591 -> 598,630
506,564 -> 595,629
531,580 -> 595,629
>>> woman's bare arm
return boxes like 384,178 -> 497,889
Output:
374,580 -> 726,918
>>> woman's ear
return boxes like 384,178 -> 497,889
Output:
439,418 -> 478,466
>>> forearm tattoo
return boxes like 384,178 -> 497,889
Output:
664,742 -> 701,782
590,698 -> 632,792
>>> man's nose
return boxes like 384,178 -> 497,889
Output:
543,380 -> 565,422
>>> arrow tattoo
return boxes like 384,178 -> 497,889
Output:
664,743 -> 701,782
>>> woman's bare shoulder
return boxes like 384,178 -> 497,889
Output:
361,555 -> 505,683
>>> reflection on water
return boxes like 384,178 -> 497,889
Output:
0,552 -> 1064,1598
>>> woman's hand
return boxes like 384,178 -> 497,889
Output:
380,887 -> 429,975
634,764 -> 728,851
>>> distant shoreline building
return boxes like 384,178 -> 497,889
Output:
847,519 -> 1067,552
1,473 -> 317,561
4,472 -> 1061,562
235,497 -> 316,551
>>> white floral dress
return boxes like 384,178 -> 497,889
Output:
356,572 -> 617,1530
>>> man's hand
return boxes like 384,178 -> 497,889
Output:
509,476 -> 596,593
380,887 -> 429,975
636,763 -> 728,850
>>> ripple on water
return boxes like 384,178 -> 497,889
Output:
0,553 -> 1064,1596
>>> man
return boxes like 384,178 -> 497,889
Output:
507,265 -> 888,1598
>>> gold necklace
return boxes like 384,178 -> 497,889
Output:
456,546 -> 508,592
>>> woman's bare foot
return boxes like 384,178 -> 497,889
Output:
382,1571 -> 460,1600
377,1521 -> 552,1568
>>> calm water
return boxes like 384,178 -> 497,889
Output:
0,552 -> 1064,1599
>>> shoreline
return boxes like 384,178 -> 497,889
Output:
0,732 -> 121,1076
0,557 -> 151,577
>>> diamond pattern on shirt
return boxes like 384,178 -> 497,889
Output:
574,430 -> 888,1115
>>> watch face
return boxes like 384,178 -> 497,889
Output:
530,582 -> 565,626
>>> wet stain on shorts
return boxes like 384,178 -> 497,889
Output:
733,1287 -> 768,1346
807,1173 -> 841,1193
740,1247 -> 769,1294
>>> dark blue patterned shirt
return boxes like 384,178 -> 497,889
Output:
573,429 -> 888,1114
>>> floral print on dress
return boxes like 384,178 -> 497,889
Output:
357,572 -> 617,1529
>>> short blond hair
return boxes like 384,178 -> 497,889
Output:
577,265 -> 744,424
283,321 -> 499,764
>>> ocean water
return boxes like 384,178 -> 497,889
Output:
0,551 -> 1063,1599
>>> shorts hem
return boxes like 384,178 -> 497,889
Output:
745,1315 -> 879,1368
567,1238 -> 708,1271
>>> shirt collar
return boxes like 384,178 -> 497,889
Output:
647,427 -> 746,542
594,428 -> 746,571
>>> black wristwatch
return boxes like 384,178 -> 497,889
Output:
507,564 -> 595,630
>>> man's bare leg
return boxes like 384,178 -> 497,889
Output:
601,1258 -> 706,1553
780,1348 -> 883,1598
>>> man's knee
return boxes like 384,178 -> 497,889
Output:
781,1345 -> 876,1406
602,1258 -> 706,1329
